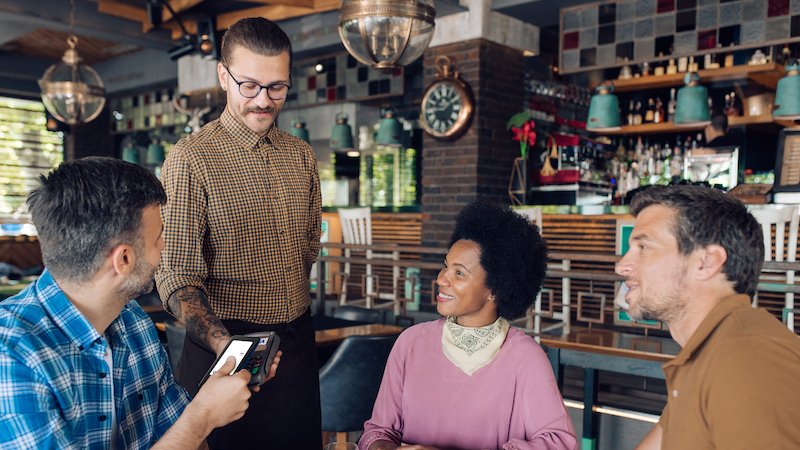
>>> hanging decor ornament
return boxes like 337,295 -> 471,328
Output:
39,0 -> 106,125
338,0 -> 436,73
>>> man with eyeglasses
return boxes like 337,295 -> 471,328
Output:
156,17 -> 322,450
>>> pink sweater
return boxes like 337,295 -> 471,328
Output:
360,319 -> 577,450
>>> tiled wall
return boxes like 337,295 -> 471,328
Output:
560,0 -> 800,73
285,53 -> 404,108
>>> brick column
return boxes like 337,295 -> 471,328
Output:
421,39 -> 525,249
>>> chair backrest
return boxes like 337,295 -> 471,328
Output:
319,335 -> 397,432
338,207 -> 372,246
515,206 -> 543,230
332,305 -> 386,324
749,205 -> 799,262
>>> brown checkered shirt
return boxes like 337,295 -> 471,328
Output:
155,107 -> 321,324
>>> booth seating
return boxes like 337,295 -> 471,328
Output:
319,335 -> 397,445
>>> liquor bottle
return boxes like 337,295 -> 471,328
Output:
627,100 -> 635,125
633,101 -> 643,125
644,98 -> 655,123
668,88 -> 677,120
654,98 -> 665,124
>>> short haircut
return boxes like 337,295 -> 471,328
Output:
630,185 -> 764,296
220,17 -> 292,71
27,157 -> 166,282
450,199 -> 548,320
710,114 -> 728,133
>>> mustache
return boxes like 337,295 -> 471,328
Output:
245,106 -> 277,114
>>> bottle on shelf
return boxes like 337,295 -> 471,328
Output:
633,101 -> 643,125
667,88 -> 677,121
654,98 -> 665,124
666,58 -> 677,74
644,98 -> 655,123
627,100 -> 635,126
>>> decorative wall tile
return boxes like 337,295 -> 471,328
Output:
637,0 -> 657,17
636,18 -> 656,38
599,24 -> 617,45
765,16 -> 790,39
677,0 -> 698,10
563,31 -> 580,50
581,7 -> 599,27
617,1 -> 636,21
658,0 -> 676,13
741,20 -> 767,43
634,38 -> 655,60
598,44 -> 617,65
581,48 -> 598,67
656,35 -> 676,54
698,29 -> 718,49
792,14 -> 800,35
743,0 -> 768,19
700,0 -> 719,5
698,6 -> 719,29
563,50 -> 580,71
617,22 -> 635,41
676,9 -> 697,31
581,28 -> 599,48
768,0 -> 790,16
674,30 -> 698,52
616,42 -> 635,60
720,2 -> 743,25
719,24 -> 742,45
599,3 -> 617,24
563,10 -> 581,31
656,13 -> 676,35
792,0 -> 800,15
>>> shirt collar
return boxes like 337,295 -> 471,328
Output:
219,106 -> 283,150
664,293 -> 752,368
36,269 -> 102,352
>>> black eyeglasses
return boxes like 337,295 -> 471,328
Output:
224,66 -> 291,100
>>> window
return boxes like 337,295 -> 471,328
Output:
0,97 -> 64,220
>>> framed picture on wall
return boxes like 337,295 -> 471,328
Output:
772,129 -> 800,204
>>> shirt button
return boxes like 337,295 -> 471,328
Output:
99,415 -> 107,422
98,372 -> 107,378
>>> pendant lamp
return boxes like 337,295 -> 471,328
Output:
39,0 -> 106,125
289,119 -> 310,143
774,62 -> 800,120
146,141 -> 165,165
586,83 -> 621,132
375,108 -> 403,148
330,113 -> 355,150
338,0 -> 436,73
674,72 -> 710,126
121,142 -> 140,165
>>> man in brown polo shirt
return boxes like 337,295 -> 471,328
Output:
616,185 -> 800,450
156,17 -> 321,450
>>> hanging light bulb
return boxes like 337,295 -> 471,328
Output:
338,0 -> 436,73
39,0 -> 105,125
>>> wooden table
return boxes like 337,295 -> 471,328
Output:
314,324 -> 403,346
540,328 -> 678,450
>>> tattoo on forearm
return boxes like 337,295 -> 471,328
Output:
168,286 -> 230,350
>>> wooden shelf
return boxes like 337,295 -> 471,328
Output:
596,114 -> 788,135
605,63 -> 784,93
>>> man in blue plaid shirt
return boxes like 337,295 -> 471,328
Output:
0,157 -> 276,449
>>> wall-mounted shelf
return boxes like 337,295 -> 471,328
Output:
600,63 -> 784,93
597,114 -> 793,135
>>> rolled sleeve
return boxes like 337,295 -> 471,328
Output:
156,144 -> 210,313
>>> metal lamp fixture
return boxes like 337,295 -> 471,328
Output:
39,0 -> 105,125
586,83 -> 621,132
330,113 -> 355,150
289,119 -> 310,143
338,0 -> 436,73
146,141 -> 165,165
121,142 -> 140,165
375,108 -> 403,147
674,72 -> 710,126
774,62 -> 800,120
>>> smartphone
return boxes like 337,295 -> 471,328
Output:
198,335 -> 260,387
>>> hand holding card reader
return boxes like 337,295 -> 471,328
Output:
198,332 -> 281,388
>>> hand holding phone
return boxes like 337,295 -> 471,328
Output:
198,335 -> 260,387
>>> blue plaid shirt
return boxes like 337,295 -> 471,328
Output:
0,270 -> 190,449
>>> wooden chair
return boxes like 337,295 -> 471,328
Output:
338,207 -> 399,312
750,205 -> 799,330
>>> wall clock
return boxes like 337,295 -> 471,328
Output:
420,56 -> 474,140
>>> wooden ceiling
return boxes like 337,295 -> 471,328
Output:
97,0 -> 342,40
1,29 -> 140,65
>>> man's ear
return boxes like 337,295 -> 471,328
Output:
109,244 -> 136,276
695,244 -> 727,281
217,62 -> 227,91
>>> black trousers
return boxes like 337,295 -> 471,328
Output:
177,309 -> 322,450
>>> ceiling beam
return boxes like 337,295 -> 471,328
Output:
161,0 -> 204,24
236,0 -> 317,6
217,3 -> 340,29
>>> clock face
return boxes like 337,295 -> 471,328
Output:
421,79 -> 473,140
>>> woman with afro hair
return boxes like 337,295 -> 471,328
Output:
360,199 -> 577,450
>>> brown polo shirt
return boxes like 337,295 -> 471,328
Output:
155,107 -> 321,324
659,294 -> 800,450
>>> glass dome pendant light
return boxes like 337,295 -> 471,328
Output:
39,0 -> 106,125
338,0 -> 436,73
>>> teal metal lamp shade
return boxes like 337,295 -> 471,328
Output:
586,84 -> 621,131
289,119 -> 310,143
375,108 -> 403,147
674,72 -> 710,126
121,143 -> 140,165
330,112 -> 355,149
774,63 -> 800,120
146,142 -> 165,165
